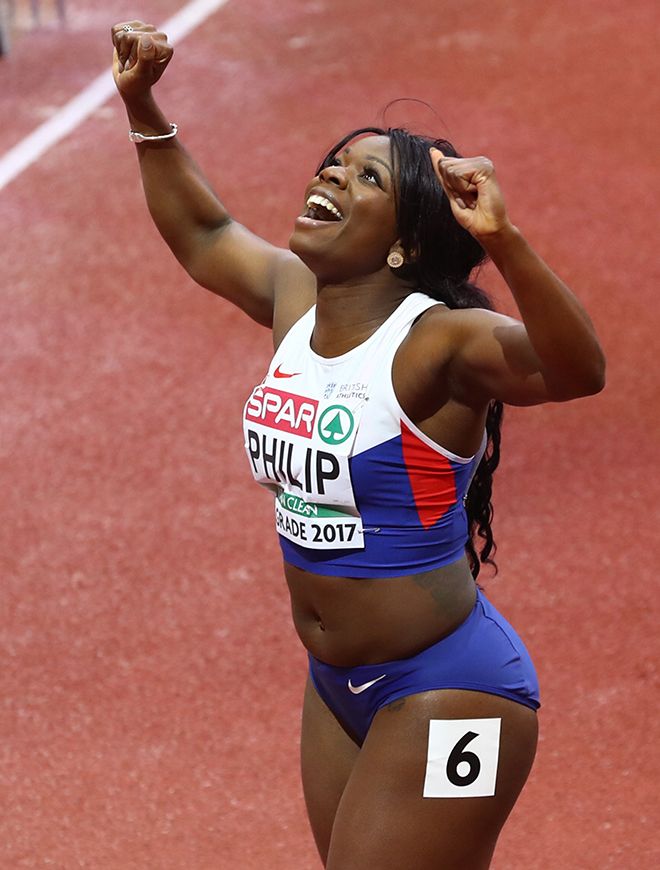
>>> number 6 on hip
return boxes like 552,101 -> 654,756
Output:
423,718 -> 502,798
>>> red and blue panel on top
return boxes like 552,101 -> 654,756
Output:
279,425 -> 474,578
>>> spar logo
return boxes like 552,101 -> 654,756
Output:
318,405 -> 354,445
245,387 -> 318,438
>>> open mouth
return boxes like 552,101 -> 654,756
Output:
304,194 -> 343,222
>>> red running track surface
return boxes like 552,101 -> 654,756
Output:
1,0 -> 658,867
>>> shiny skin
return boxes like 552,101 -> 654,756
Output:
112,22 -> 604,866
289,136 -> 401,286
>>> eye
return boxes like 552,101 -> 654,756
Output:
360,165 -> 382,187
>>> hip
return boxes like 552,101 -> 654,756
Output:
308,589 -> 540,744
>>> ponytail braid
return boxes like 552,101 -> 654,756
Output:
435,281 -> 504,580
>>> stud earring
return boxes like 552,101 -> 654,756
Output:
387,250 -> 404,269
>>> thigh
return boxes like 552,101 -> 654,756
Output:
301,676 -> 360,864
326,689 -> 539,870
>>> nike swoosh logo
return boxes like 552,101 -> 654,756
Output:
347,674 -> 388,694
273,365 -> 301,378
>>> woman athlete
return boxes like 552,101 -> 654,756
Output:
112,22 -> 605,869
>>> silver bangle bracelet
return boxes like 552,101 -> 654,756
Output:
128,122 -> 178,144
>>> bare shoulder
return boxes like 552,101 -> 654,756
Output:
406,301 -> 552,408
398,302 -> 528,406
410,303 -> 521,347
272,252 -> 317,349
404,303 -> 524,367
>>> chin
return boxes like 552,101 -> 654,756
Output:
288,229 -> 316,269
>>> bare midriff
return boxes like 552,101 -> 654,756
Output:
284,557 -> 477,667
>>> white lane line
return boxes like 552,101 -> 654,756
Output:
0,0 -> 231,192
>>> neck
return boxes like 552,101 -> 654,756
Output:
312,272 -> 416,357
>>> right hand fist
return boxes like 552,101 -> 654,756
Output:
111,21 -> 173,100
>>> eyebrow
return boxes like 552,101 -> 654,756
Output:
341,147 -> 392,177
365,155 -> 392,177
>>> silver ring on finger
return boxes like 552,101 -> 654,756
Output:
122,24 -> 134,32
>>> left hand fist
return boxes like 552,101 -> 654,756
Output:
430,148 -> 510,239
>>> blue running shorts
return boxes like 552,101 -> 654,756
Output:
308,590 -> 540,744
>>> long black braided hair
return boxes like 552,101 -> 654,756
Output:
317,127 -> 503,580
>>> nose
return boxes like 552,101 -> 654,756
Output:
318,163 -> 348,188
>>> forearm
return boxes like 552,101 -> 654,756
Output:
123,93 -> 231,269
481,223 -> 606,397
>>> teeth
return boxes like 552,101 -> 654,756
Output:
305,194 -> 343,219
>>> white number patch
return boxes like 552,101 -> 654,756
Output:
423,718 -> 501,798
275,495 -> 364,550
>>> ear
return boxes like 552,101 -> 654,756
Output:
390,238 -> 409,255
395,239 -> 418,263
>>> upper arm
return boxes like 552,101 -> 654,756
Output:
443,309 -> 554,407
183,219 -> 313,329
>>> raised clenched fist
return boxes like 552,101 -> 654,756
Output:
111,21 -> 173,101
430,148 -> 511,239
